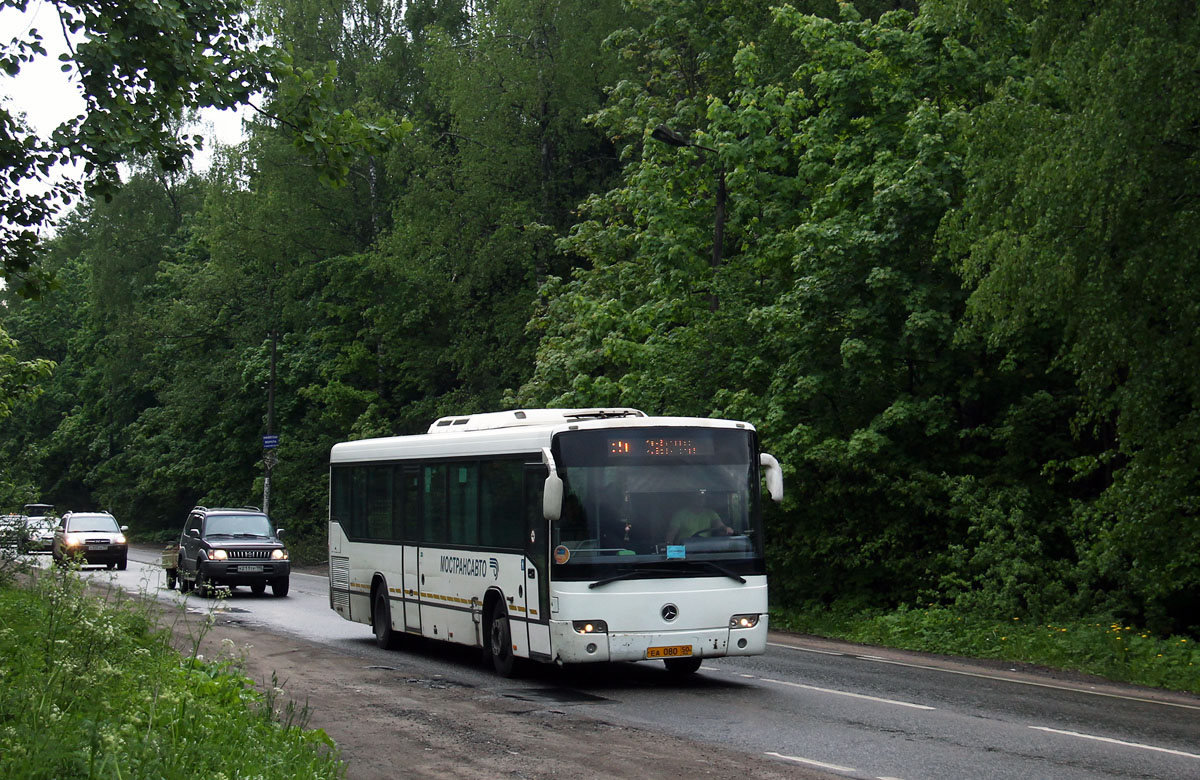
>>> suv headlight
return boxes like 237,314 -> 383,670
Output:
210,549 -> 228,560
271,548 -> 288,560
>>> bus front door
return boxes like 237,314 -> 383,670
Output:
524,465 -> 551,658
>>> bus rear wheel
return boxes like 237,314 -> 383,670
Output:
488,600 -> 517,677
373,590 -> 399,650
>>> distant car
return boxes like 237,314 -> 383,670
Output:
0,514 -> 26,553
23,516 -> 56,553
21,503 -> 57,553
177,506 -> 290,597
52,511 -> 129,569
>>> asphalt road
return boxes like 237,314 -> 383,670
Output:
56,546 -> 1200,779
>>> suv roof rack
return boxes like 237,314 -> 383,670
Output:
428,408 -> 646,434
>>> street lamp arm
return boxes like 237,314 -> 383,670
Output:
651,124 -> 719,155
651,124 -> 690,147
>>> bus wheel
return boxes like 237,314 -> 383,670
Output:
489,600 -> 517,677
373,590 -> 399,650
664,657 -> 702,675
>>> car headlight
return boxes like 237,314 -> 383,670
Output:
271,548 -> 288,560
572,620 -> 608,634
65,533 -> 85,547
729,614 -> 760,629
114,534 -> 127,545
210,549 -> 228,560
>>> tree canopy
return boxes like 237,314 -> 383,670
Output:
2,0 -> 1197,636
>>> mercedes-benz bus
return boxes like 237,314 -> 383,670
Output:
328,408 -> 783,675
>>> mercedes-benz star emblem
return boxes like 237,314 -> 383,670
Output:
661,604 -> 678,621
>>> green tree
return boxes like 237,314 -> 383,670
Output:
0,0 -> 406,294
943,0 -> 1200,632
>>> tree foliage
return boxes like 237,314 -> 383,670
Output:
2,0 -> 1198,637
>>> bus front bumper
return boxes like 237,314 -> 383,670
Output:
548,618 -> 768,665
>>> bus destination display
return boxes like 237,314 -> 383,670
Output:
607,436 -> 714,457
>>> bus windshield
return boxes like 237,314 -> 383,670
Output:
550,426 -> 764,579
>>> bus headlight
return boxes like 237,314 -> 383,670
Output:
729,614 -> 760,629
572,620 -> 608,634
210,549 -> 228,560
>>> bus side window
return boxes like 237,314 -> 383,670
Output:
481,458 -> 523,549
331,467 -> 352,530
401,467 -> 420,542
423,464 -> 448,544
367,466 -> 392,540
351,467 -> 368,539
449,463 -> 478,545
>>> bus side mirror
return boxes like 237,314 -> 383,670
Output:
543,474 -> 563,522
760,453 -> 784,503
541,446 -> 563,521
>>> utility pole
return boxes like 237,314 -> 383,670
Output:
263,329 -> 278,516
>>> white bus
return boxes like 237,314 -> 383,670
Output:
328,408 -> 783,675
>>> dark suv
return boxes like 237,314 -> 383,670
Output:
178,506 -> 289,597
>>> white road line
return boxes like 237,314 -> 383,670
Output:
770,641 -> 1200,712
1029,726 -> 1200,760
760,677 -> 936,710
765,751 -> 856,773
860,656 -> 1200,712
769,642 -> 845,656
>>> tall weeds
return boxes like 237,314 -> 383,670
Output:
0,561 -> 343,779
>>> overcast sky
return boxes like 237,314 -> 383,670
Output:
1,2 -> 248,172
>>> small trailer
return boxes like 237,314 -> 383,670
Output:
162,544 -> 179,589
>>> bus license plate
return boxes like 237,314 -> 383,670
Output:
646,645 -> 692,659
239,565 -> 264,573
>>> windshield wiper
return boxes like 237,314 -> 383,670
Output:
588,567 -> 689,589
694,560 -> 746,584
230,533 -> 269,538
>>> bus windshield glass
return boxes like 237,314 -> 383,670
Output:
551,426 -> 764,579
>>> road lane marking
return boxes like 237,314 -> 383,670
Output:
759,677 -> 936,710
765,752 -> 856,773
859,657 -> 1200,712
770,642 -> 845,656
1029,726 -> 1200,759
770,641 -> 1200,712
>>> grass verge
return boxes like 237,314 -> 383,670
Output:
0,560 -> 344,779
773,604 -> 1200,695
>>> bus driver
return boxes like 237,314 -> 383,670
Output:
666,492 -> 735,544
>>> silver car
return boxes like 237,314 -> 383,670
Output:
52,512 -> 129,569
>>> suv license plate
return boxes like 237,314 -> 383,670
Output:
239,565 -> 264,573
645,645 -> 692,659
88,544 -> 109,551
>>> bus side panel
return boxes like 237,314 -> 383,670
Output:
403,544 -> 421,632
418,546 -> 531,655
328,521 -> 368,626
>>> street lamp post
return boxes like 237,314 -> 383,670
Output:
652,124 -> 726,311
